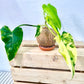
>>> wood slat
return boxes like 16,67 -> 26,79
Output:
14,81 -> 84,84
75,41 -> 84,48
14,81 -> 34,84
16,47 -> 84,57
12,68 -> 84,84
65,81 -> 84,84
22,40 -> 84,48
14,81 -> 47,84
22,40 -> 38,47
10,47 -> 84,71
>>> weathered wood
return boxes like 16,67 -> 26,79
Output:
10,41 -> 84,84
14,82 -> 44,84
12,68 -> 84,84
22,40 -> 84,48
74,41 -> 84,48
14,82 -> 33,84
14,81 -> 84,84
16,47 -> 84,57
14,81 -> 47,84
10,47 -> 84,71
22,40 -> 38,47
65,81 -> 84,84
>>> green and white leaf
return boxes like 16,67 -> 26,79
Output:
45,15 -> 60,36
0,26 -> 23,61
42,3 -> 61,30
55,32 -> 77,78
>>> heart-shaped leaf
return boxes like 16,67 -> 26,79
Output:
0,26 -> 23,61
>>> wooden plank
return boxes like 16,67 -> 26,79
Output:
65,81 -> 84,84
50,81 -> 84,84
10,47 -> 84,71
22,40 -> 84,48
14,81 -> 34,84
14,81 -> 84,84
11,68 -> 84,84
75,41 -> 84,48
14,81 -> 49,84
22,40 -> 38,47
16,47 -> 84,57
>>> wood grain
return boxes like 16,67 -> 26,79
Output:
10,47 -> 84,71
14,82 -> 33,84
10,41 -> 84,84
22,40 -> 84,48
14,81 -> 84,84
12,68 -> 84,84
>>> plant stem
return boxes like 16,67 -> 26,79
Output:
47,26 -> 57,37
17,24 -> 40,28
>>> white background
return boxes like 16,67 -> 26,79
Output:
0,0 -> 84,71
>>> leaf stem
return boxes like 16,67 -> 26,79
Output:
17,24 -> 40,28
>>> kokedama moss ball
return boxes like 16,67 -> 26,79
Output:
36,26 -> 56,47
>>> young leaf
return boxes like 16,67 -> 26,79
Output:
35,25 -> 41,37
55,32 -> 77,78
45,15 -> 60,36
0,26 -> 23,61
42,4 -> 61,30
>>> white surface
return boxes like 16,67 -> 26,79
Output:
0,71 -> 13,84
0,0 -> 84,71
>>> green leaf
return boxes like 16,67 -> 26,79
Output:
0,26 -> 23,61
55,32 -> 77,78
45,15 -> 60,36
42,4 -> 61,30
35,25 -> 41,37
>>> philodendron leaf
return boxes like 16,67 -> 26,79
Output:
45,15 -> 60,36
0,26 -> 23,61
56,31 -> 77,78
42,4 -> 61,30
35,25 -> 41,37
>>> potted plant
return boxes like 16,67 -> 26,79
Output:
36,26 -> 56,51
0,3 -> 77,78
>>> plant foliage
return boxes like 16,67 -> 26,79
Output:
0,3 -> 77,78
42,3 -> 77,78
0,26 -> 23,61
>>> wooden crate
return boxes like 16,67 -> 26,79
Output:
10,41 -> 84,84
